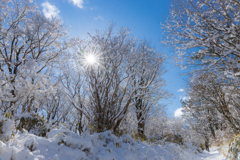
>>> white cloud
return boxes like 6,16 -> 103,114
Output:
177,89 -> 184,92
174,108 -> 184,118
69,0 -> 84,8
42,2 -> 60,19
94,16 -> 104,20
180,96 -> 189,101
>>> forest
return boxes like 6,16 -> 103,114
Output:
0,0 -> 240,159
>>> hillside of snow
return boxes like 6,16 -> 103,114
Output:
0,128 -> 203,160
0,115 -> 229,160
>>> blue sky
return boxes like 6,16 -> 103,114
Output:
39,0 -> 187,117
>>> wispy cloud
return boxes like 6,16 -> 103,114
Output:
69,0 -> 84,8
94,16 -> 104,20
177,89 -> 184,92
42,2 -> 60,19
174,108 -> 184,118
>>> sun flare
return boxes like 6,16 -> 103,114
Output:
78,46 -> 102,68
86,55 -> 96,64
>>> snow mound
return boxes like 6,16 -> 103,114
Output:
0,127 -> 201,160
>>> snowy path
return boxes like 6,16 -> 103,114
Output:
197,147 -> 226,160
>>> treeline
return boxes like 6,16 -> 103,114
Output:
164,0 -> 240,146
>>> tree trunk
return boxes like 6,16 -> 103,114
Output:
138,119 -> 145,137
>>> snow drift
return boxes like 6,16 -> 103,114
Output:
0,116 -> 202,160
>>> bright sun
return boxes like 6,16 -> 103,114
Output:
86,55 -> 96,64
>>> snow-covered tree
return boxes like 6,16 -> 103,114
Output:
164,0 -> 240,79
60,59 -> 87,134
183,72 -> 238,143
0,0 -> 67,116
131,41 -> 171,137
164,0 -> 240,145
63,26 -> 170,133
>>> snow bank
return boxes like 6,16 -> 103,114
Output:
0,127 -> 201,160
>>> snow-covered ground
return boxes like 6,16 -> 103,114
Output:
197,147 -> 226,160
0,117 -> 228,160
0,126 -> 214,160
0,127 -> 209,160
0,128 -> 228,160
